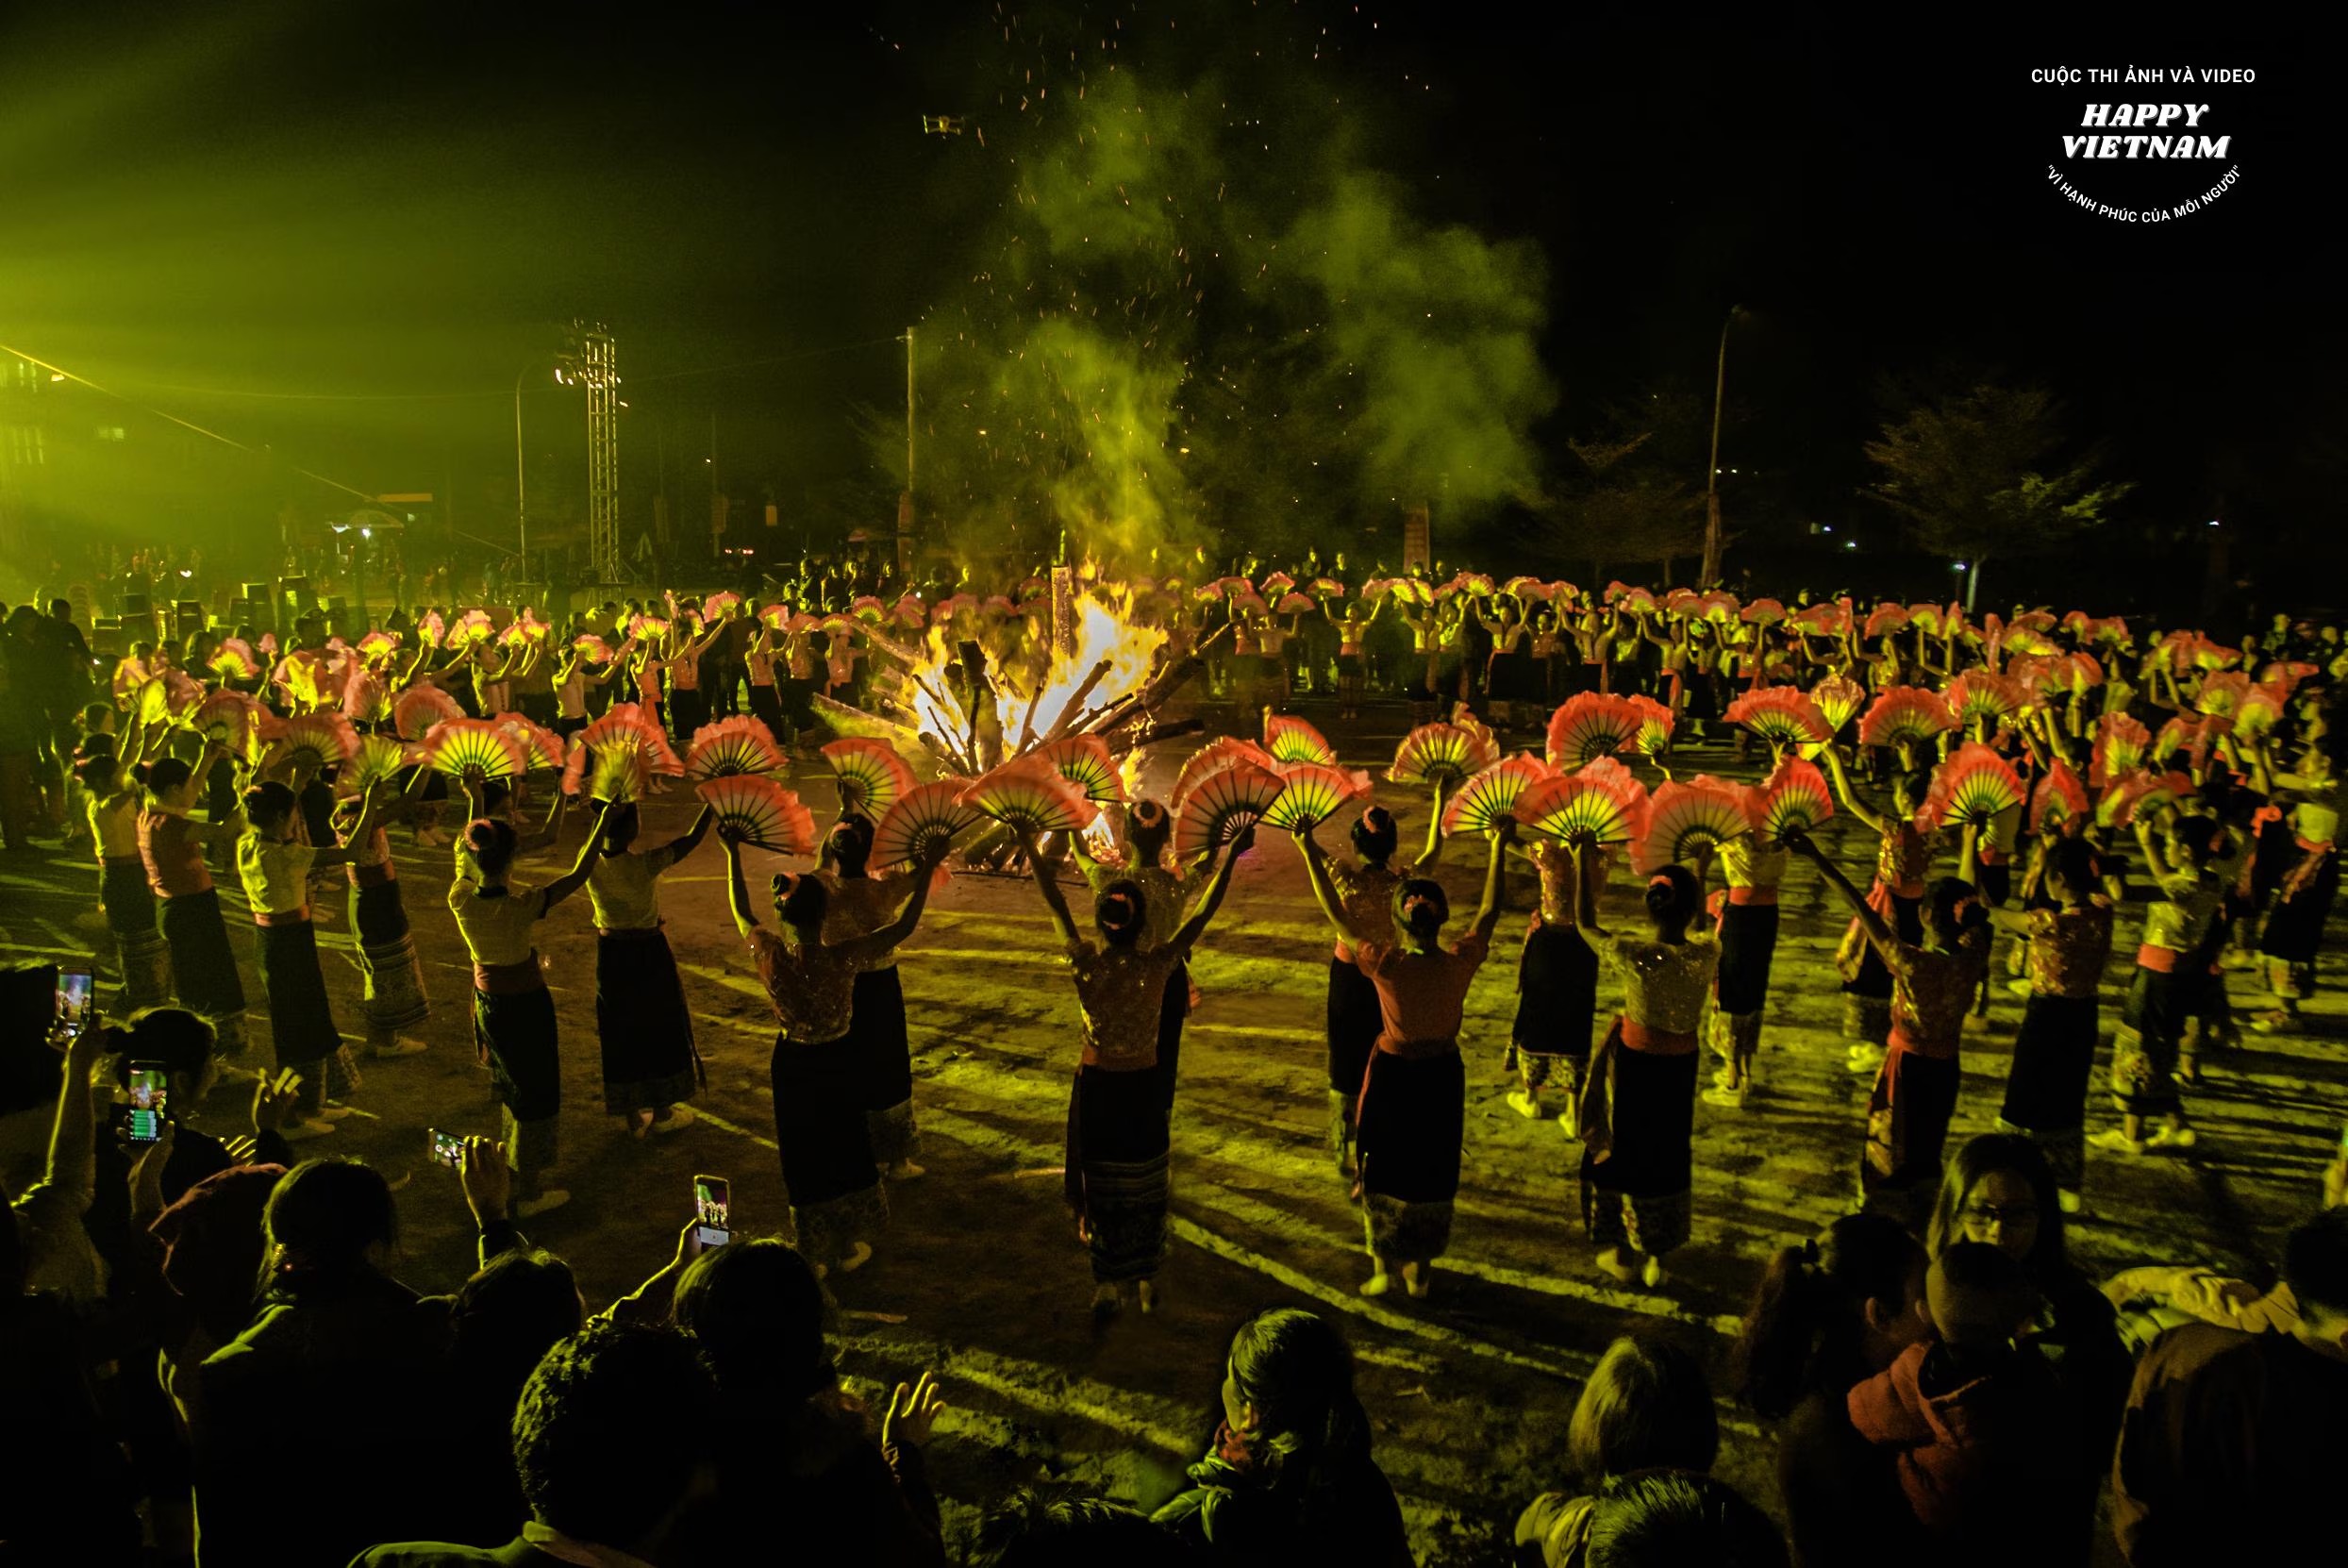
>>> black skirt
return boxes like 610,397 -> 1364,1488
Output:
101,858 -> 158,939
1325,956 -> 1383,1097
475,984 -> 561,1121
1999,993 -> 2099,1133
2259,855 -> 2339,966
594,928 -> 700,1112
771,1032 -> 877,1207
1488,651 -> 1536,702
158,890 -> 247,1019
1356,1050 -> 1466,1205
1154,955 -> 1190,1112
350,877 -> 409,946
1716,902 -> 1782,1015
255,919 -> 342,1069
667,688 -> 710,741
1581,1045 -> 1699,1199
1514,923 -> 1597,1057
850,965 -> 913,1111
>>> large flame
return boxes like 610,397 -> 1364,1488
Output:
901,588 -> 1166,762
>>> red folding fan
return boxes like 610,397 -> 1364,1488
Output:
1863,603 -> 1911,641
343,733 -> 412,794
1263,713 -> 1338,767
1517,771 -> 1645,849
1755,757 -> 1835,845
1920,742 -> 2025,832
1260,764 -> 1372,833
498,716 -> 568,775
1624,694 -> 1676,758
1858,687 -> 1956,753
393,685 -> 466,742
1173,761 -> 1283,859
2030,760 -> 2091,835
275,711 -> 360,775
1391,722 -> 1499,788
1174,736 -> 1276,810
1544,694 -> 1640,769
2090,712 -> 2151,787
695,775 -> 815,856
1943,671 -> 2023,730
821,738 -> 918,819
580,705 -> 685,776
685,715 -> 790,781
1034,734 -> 1125,804
208,642 -> 259,682
1632,778 -> 1752,874
871,779 -> 982,867
960,760 -> 1101,838
1723,688 -> 1830,751
1441,756 -> 1557,837
1809,675 -> 1869,736
188,690 -> 262,752
418,719 -> 525,786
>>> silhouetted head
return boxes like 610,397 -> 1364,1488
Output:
1350,806 -> 1398,866
1095,880 -> 1147,946
1392,877 -> 1448,949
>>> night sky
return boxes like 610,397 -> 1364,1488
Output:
1,3 -> 2325,603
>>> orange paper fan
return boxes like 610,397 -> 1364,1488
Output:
1809,675 -> 1869,735
1544,694 -> 1640,768
2030,760 -> 2090,834
1517,772 -> 1645,848
1921,742 -> 2025,831
695,775 -> 815,856
1174,737 -> 1276,810
685,715 -> 789,781
821,738 -> 917,819
344,732 -> 411,794
276,711 -> 360,774
1624,695 -> 1675,757
1260,764 -> 1371,833
393,685 -> 466,742
1262,713 -> 1337,767
1172,761 -> 1281,859
1632,778 -> 1751,874
1943,671 -> 2023,727
1441,755 -> 1557,836
1723,688 -> 1830,750
1035,735 -> 1125,805
579,705 -> 684,776
1390,722 -> 1495,788
1858,686 -> 1956,751
497,715 -> 568,774
189,690 -> 263,751
960,762 -> 1100,838
2090,712 -> 2151,787
871,779 -> 982,867
418,719 -> 525,785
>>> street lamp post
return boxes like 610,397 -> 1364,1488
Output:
513,360 -> 544,577
1700,305 -> 1742,589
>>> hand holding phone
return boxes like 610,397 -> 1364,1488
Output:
53,968 -> 95,1042
126,1063 -> 169,1144
692,1174 -> 731,1248
430,1128 -> 465,1171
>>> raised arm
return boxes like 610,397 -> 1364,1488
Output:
518,789 -> 568,856
842,845 -> 948,965
660,805 -> 715,866
1823,747 -> 1889,835
1414,777 -> 1451,869
540,802 -> 610,909
309,781 -> 390,867
721,834 -> 761,941
1787,833 -> 1896,955
1293,826 -> 1366,952
1567,842 -> 1609,954
1170,826 -> 1252,954
1470,822 -> 1513,946
1022,831 -> 1081,945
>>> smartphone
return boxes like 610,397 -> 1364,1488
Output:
126,1063 -> 168,1144
430,1128 -> 465,1171
54,967 -> 95,1041
693,1174 -> 731,1247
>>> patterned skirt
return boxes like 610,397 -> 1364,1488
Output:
1065,1064 -> 1171,1283
350,879 -> 428,1036
102,857 -> 173,1010
2259,856 -> 2338,971
1357,1049 -> 1465,1263
1579,1022 -> 1698,1257
594,927 -> 700,1114
2112,967 -> 2184,1116
772,1030 -> 887,1267
851,965 -> 917,1165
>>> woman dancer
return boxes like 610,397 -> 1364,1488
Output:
333,773 -> 435,1062
1294,804 -> 1435,1173
816,814 -> 924,1178
1300,819 -> 1509,1300
742,617 -> 786,736
447,807 -> 610,1217
586,797 -> 713,1137
1072,797 -> 1197,1114
1507,833 -> 1605,1130
1326,594 -> 1380,720
236,776 -> 388,1135
662,613 -> 724,741
1028,823 -> 1248,1318
2251,792 -> 2339,1035
2093,811 -> 2224,1156
1568,852 -> 1717,1288
1795,837 -> 1990,1226
77,736 -> 174,1009
722,826 -> 945,1276
138,748 -> 251,1063
1990,836 -> 2113,1212
1824,752 -> 1935,1077
1704,825 -> 1790,1110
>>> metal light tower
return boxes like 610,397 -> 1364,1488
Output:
562,321 -> 623,582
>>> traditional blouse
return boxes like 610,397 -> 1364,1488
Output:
140,808 -> 213,898
1606,934 -> 1718,1039
1877,820 -> 1933,898
447,878 -> 549,969
744,646 -> 777,687
90,792 -> 142,861
2026,902 -> 2114,998
1352,932 -> 1490,1058
1079,858 -> 1187,949
2141,874 -> 2224,958
1327,859 -> 1400,962
747,926 -> 862,1044
818,870 -> 914,971
1719,837 -> 1790,898
1527,842 -> 1593,926
344,825 -> 396,888
1068,941 -> 1184,1071
1886,934 -> 1989,1057
586,844 -> 677,931
236,833 -> 318,920
556,672 -> 588,721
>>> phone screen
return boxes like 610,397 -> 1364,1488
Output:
430,1129 -> 465,1170
127,1066 -> 168,1144
693,1223 -> 732,1249
693,1175 -> 729,1228
54,968 -> 95,1041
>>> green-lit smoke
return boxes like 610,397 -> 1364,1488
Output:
1285,171 -> 1555,512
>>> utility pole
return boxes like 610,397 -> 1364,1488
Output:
898,325 -> 916,583
1701,308 -> 1735,589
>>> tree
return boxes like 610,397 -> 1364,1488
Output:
1863,383 -> 2133,610
1533,433 -> 1707,584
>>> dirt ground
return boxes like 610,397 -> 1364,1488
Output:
6,697 -> 2342,1564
